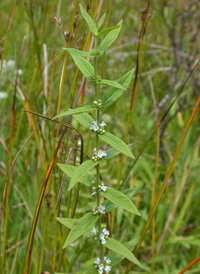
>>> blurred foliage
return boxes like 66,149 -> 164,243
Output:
0,0 -> 200,273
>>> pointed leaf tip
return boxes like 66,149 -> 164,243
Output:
71,54 -> 94,79
99,132 -> 135,159
63,212 -> 100,248
101,187 -> 141,215
79,4 -> 98,35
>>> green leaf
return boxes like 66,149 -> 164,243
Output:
103,68 -> 135,107
71,54 -> 94,78
98,13 -> 106,29
73,113 -> 94,129
69,160 -> 99,190
79,4 -> 98,35
57,164 -> 95,187
97,25 -> 120,38
102,188 -> 138,213
101,187 -> 140,215
63,47 -> 93,57
57,217 -> 78,229
97,79 -> 126,90
99,132 -> 134,159
109,238 -> 139,266
97,20 -> 122,53
76,258 -> 96,274
104,238 -> 144,269
63,212 -> 100,248
54,105 -> 97,119
57,217 -> 92,238
104,147 -> 120,159
82,267 -> 97,274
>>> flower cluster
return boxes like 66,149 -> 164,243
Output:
92,204 -> 106,215
90,120 -> 106,134
91,227 -> 109,244
92,99 -> 103,109
91,181 -> 107,196
100,228 -> 109,244
94,256 -> 112,273
92,148 -> 107,161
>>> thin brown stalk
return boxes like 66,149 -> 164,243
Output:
178,255 -> 200,274
0,123 -> 40,228
0,138 -> 10,157
10,248 -> 18,274
1,36 -> 27,274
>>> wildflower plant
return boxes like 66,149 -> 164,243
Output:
56,4 -> 144,273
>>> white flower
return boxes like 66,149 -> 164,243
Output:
94,257 -> 100,265
100,121 -> 106,127
99,263 -> 104,269
100,233 -> 106,244
91,191 -> 96,196
98,263 -> 104,274
91,227 -> 97,235
100,233 -> 105,240
101,185 -> 107,192
102,228 -> 109,236
90,121 -> 99,131
98,205 -> 105,214
97,150 -> 107,158
104,257 -> 111,264
105,265 -> 112,273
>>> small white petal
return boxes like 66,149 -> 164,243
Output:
102,228 -> 109,236
105,265 -> 112,273
94,257 -> 100,265
98,205 -> 105,214
99,263 -> 104,269
101,185 -> 107,192
100,121 -> 106,127
100,233 -> 105,240
106,258 -> 111,264
91,227 -> 97,234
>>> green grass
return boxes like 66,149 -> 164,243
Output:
0,0 -> 200,274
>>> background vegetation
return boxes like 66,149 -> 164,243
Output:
0,0 -> 200,273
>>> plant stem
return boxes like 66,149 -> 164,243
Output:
94,36 -> 104,261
